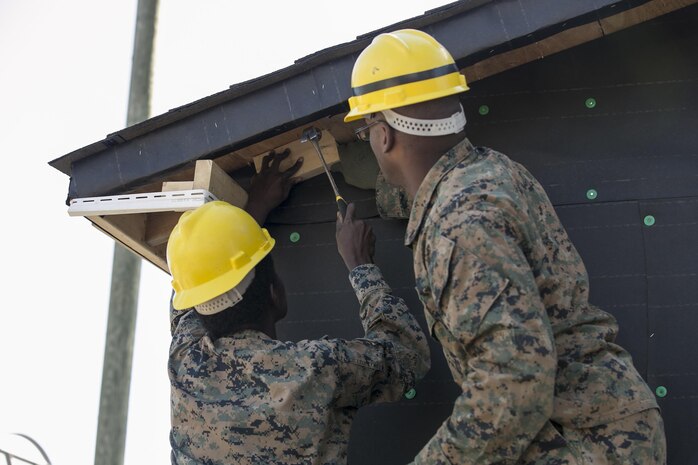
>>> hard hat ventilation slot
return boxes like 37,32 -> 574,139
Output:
382,105 -> 466,136
194,270 -> 256,315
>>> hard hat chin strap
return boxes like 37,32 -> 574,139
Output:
381,104 -> 466,136
195,270 -> 256,315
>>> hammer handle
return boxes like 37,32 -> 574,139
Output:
336,196 -> 348,219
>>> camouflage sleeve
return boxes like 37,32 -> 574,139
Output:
169,292 -> 205,342
330,263 -> 430,408
375,171 -> 411,219
413,236 -> 557,464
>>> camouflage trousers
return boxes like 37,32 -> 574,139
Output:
521,408 -> 666,465
562,408 -> 666,465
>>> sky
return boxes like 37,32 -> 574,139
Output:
0,1 -> 450,463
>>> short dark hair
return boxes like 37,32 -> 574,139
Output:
195,254 -> 275,339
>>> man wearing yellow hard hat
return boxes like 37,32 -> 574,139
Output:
346,29 -> 665,464
166,151 -> 429,464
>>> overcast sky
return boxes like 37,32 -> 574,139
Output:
0,1 -> 450,463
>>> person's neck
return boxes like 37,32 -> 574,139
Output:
403,161 -> 436,199
403,134 -> 465,198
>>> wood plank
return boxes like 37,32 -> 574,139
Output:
88,214 -> 169,272
193,160 -> 248,207
210,152 -> 250,176
536,21 -> 603,57
97,213 -> 147,241
464,21 -> 603,82
130,164 -> 197,194
600,0 -> 698,34
150,243 -> 169,267
231,119 -> 334,160
251,129 -> 341,181
144,211 -> 183,247
161,181 -> 193,192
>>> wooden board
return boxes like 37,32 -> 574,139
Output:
161,181 -> 193,192
89,213 -> 169,272
145,211 -> 183,248
251,130 -> 340,181
193,160 -> 248,206
231,122 -> 329,160
600,0 -> 697,34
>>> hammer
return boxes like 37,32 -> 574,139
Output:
300,126 -> 348,218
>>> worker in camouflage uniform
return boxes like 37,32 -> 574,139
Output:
166,150 -> 430,465
345,29 -> 666,464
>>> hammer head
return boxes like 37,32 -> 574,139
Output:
300,126 -> 322,143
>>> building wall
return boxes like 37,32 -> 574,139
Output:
268,6 -> 697,464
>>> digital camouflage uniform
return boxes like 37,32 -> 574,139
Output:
382,138 -> 664,464
168,263 -> 430,465
376,171 -> 412,219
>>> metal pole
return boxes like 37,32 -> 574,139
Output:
94,1 -> 158,464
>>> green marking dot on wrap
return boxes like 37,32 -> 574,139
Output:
586,189 -> 598,200
644,215 -> 656,227
655,386 -> 667,398
404,388 -> 417,400
585,97 -> 596,109
289,232 -> 301,243
478,105 -> 489,116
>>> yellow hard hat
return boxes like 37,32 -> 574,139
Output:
345,29 -> 469,122
167,201 -> 275,310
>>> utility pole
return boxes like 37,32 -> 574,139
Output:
94,1 -> 159,464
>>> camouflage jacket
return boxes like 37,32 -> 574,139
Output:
404,139 -> 657,464
169,264 -> 429,465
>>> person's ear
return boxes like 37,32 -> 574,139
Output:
377,122 -> 395,154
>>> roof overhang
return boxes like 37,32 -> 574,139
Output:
49,0 -> 697,199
